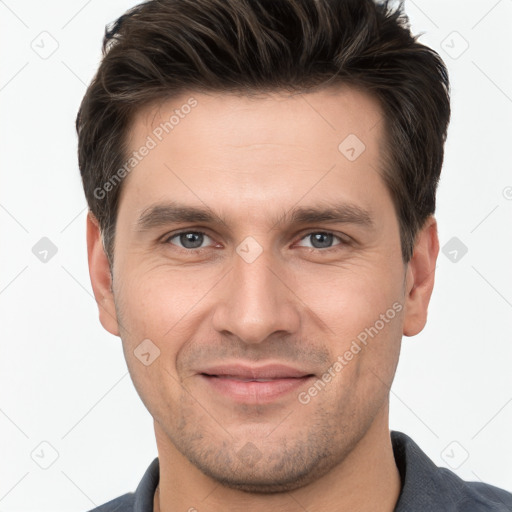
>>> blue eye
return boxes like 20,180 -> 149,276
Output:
166,231 -> 213,249
163,230 -> 347,253
296,232 -> 343,250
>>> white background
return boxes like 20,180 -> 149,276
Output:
1,0 -> 511,510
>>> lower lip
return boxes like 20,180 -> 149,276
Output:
200,375 -> 313,403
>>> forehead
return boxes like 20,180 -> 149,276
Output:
130,85 -> 384,151
119,86 -> 390,222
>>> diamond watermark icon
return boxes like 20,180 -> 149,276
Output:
236,236 -> 263,264
440,31 -> 469,60
31,441 -> 59,469
442,236 -> 468,263
30,31 -> 59,59
134,338 -> 161,366
338,134 -> 366,162
32,237 -> 58,263
441,441 -> 469,470
236,442 -> 263,467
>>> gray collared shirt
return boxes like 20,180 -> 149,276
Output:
88,431 -> 512,511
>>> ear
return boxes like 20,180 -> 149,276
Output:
402,216 -> 439,337
86,211 -> 120,336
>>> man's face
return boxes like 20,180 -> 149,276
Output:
95,87 -> 413,491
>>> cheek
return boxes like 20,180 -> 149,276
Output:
294,263 -> 404,396
293,261 -> 404,337
114,269 -> 192,419
115,263 -> 210,337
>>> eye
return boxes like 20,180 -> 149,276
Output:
296,232 -> 345,250
162,230 -> 349,253
165,231 -> 214,250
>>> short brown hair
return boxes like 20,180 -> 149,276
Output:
76,0 -> 450,265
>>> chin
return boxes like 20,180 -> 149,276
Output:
187,445 -> 335,494
198,464 -> 324,494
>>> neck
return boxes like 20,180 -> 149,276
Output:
153,411 -> 401,512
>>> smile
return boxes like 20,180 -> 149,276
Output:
198,363 -> 315,403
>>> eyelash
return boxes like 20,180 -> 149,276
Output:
162,230 -> 350,254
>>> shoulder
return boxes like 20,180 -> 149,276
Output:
86,492 -> 135,511
84,457 -> 159,512
392,431 -> 512,511
446,474 -> 512,511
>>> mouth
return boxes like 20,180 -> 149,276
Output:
198,363 -> 315,403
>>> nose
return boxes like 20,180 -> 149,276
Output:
212,244 -> 301,345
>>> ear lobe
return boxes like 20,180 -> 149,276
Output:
86,211 -> 120,337
402,216 -> 439,337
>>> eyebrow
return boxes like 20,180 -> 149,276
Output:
135,200 -> 374,233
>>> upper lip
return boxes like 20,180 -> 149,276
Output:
199,363 -> 314,380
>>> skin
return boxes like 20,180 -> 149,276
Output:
87,86 -> 439,511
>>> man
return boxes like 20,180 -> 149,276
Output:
76,0 -> 512,510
